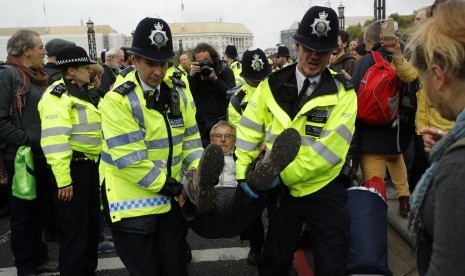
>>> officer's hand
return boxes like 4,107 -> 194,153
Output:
176,193 -> 185,208
239,181 -> 259,199
190,62 -> 201,77
58,184 -> 73,202
159,177 -> 183,197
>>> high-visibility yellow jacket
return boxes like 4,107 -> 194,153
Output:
99,70 -> 202,222
391,59 -> 454,133
229,60 -> 245,87
227,83 -> 256,127
38,79 -> 102,188
235,65 -> 357,197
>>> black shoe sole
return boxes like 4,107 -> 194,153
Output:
196,143 -> 224,213
249,128 -> 301,190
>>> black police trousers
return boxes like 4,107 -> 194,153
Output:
109,199 -> 188,276
258,178 -> 351,276
55,157 -> 100,276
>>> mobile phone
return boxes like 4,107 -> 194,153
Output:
380,18 -> 395,42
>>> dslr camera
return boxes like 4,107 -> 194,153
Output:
197,59 -> 213,77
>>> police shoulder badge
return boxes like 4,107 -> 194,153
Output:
251,54 -> 264,72
310,11 -> 331,37
148,22 -> 169,49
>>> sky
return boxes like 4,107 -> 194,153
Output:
0,0 -> 433,50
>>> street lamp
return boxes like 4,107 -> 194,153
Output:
86,18 -> 97,61
374,0 -> 386,20
338,2 -> 345,30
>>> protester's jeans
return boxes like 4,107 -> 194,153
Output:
360,153 -> 410,197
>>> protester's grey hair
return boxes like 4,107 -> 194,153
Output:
210,120 -> 236,137
7,29 -> 40,57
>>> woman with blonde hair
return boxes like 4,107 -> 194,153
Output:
407,0 -> 465,275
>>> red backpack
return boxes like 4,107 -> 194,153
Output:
357,51 -> 399,125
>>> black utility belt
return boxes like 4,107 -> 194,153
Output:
72,150 -> 94,162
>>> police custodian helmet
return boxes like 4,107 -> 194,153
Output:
55,46 -> 96,67
128,17 -> 175,62
240,47 -> 271,81
293,6 -> 339,52
224,44 -> 238,58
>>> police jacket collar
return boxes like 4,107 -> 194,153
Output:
63,78 -> 97,107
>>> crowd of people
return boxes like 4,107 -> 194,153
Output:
0,0 -> 464,275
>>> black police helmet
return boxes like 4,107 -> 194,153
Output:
293,6 -> 339,52
128,17 -> 175,62
55,46 -> 96,67
276,46 -> 290,58
240,47 -> 271,81
224,44 -> 238,58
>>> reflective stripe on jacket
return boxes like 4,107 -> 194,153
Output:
235,67 -> 357,197
39,79 -> 102,188
99,72 -> 202,222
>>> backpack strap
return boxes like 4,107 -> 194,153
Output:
371,50 -> 385,64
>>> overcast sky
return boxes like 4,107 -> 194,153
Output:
1,0 -> 432,49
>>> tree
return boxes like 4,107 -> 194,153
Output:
346,23 -> 364,42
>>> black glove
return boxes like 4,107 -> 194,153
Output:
159,177 -> 183,197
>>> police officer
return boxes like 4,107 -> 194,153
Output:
273,45 -> 291,71
228,47 -> 271,127
225,44 -> 245,87
38,45 -> 102,275
99,17 -> 203,275
235,6 -> 357,275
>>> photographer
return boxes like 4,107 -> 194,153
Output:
188,42 -> 235,147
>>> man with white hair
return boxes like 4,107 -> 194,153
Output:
99,48 -> 123,92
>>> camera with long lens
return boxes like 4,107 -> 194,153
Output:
198,59 -> 213,77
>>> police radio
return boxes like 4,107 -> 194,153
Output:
169,89 -> 182,118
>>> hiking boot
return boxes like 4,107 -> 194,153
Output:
184,143 -> 224,214
248,128 -> 301,190
98,240 -> 116,253
35,261 -> 59,274
398,196 -> 410,217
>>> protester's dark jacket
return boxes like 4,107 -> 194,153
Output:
0,67 -> 46,160
350,42 -> 401,154
44,63 -> 62,85
187,65 -> 235,123
330,52 -> 358,76
99,64 -> 118,92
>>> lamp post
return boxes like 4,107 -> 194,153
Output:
374,0 -> 386,20
338,2 -> 345,30
86,18 -> 97,61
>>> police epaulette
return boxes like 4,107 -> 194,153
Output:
113,81 -> 136,96
119,66 -> 135,77
334,73 -> 354,90
50,83 -> 67,98
170,76 -> 186,88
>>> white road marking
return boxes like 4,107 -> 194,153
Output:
0,247 -> 249,275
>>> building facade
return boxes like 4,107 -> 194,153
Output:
0,25 -> 125,62
169,22 -> 253,59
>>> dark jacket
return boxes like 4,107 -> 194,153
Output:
350,42 -> 400,154
330,52 -> 358,76
99,64 -> 118,92
44,63 -> 62,85
0,66 -> 46,160
188,64 -> 235,145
